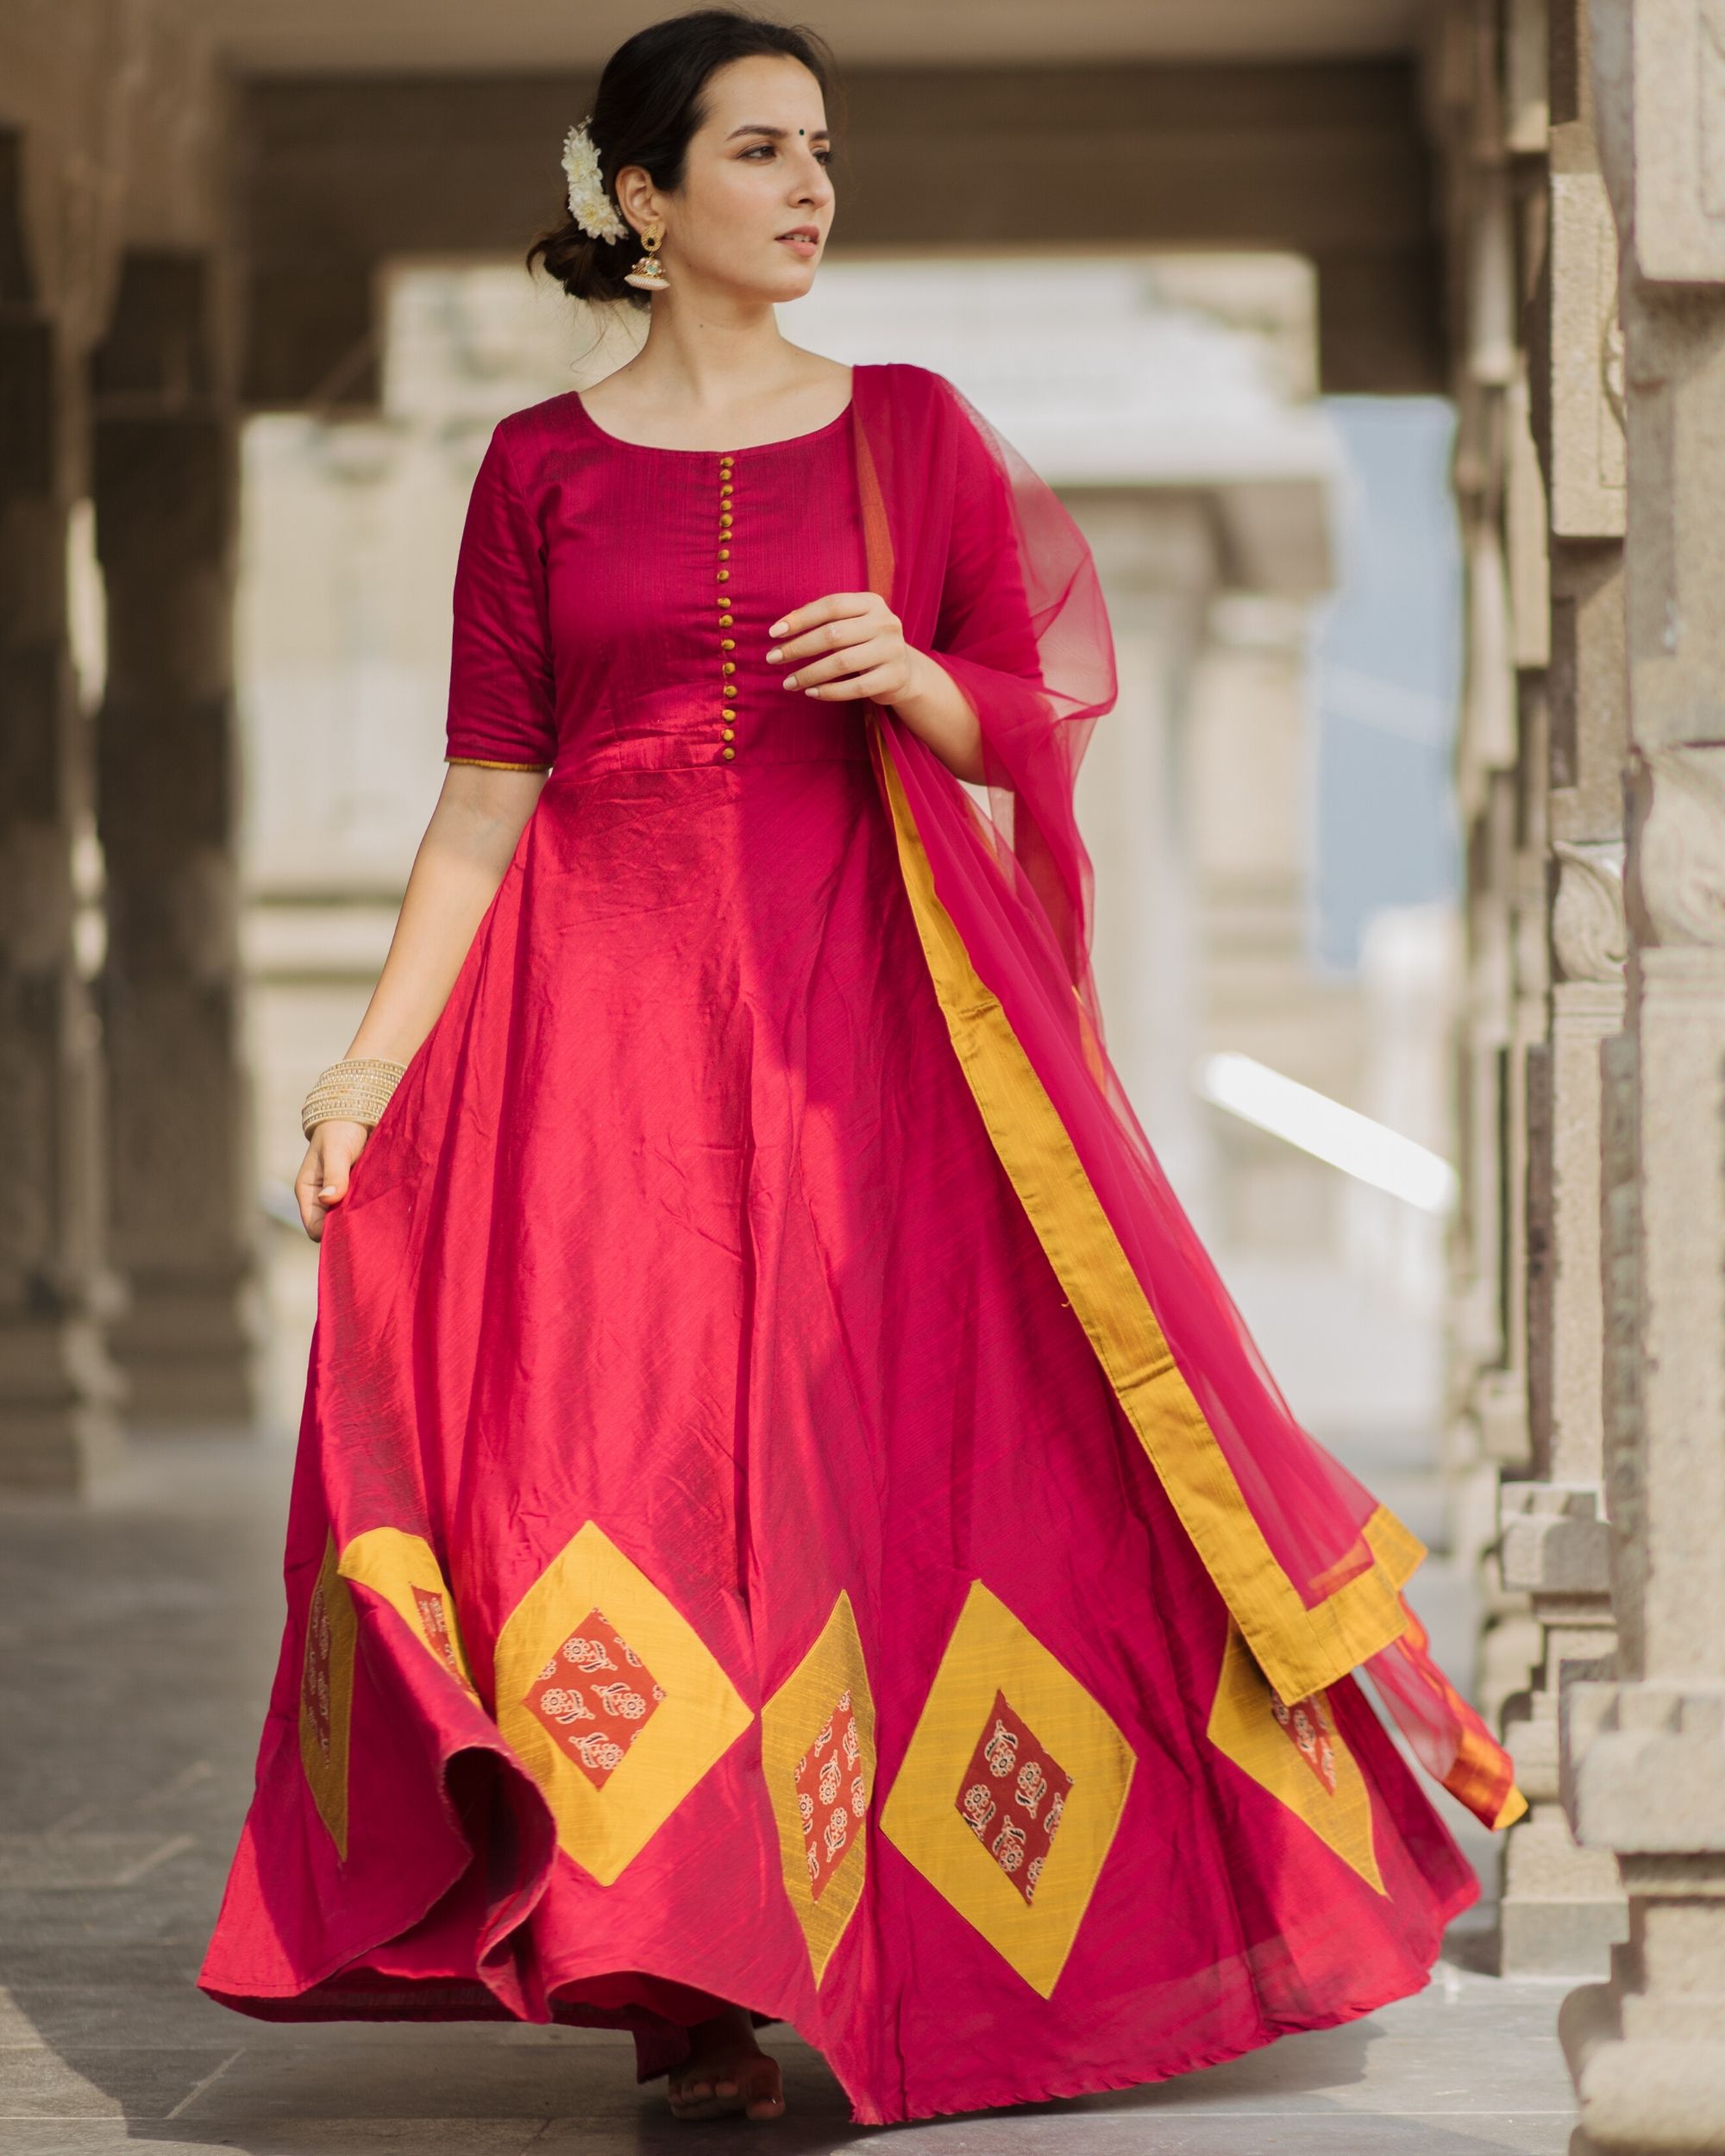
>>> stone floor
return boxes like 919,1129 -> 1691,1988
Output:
0,1435 -> 1580,2156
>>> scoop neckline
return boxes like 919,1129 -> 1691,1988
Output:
568,375 -> 856,455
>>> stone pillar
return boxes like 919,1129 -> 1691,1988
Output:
91,248 -> 260,1426
1496,0 -> 1631,1976
1074,493 -> 1224,1231
1433,0 -> 1544,1739
0,131 -> 122,1487
1559,3 -> 1725,2145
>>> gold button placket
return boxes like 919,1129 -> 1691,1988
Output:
717,457 -> 737,759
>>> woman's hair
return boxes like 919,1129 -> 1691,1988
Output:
527,8 -> 838,309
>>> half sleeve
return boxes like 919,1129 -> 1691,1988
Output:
443,423 -> 558,771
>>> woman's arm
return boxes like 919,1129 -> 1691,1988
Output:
297,417 -> 558,1241
876,649 -> 985,782
295,762 -> 545,1238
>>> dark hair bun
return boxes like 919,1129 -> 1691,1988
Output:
526,8 -> 837,310
529,212 -> 642,309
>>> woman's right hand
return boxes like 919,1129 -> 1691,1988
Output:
296,1120 -> 371,1242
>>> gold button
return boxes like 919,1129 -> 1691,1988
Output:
724,685 -> 737,699
717,568 -> 730,580
721,745 -> 736,760
720,484 -> 732,497
718,547 -> 730,560
721,661 -> 736,674
720,638 -> 735,650
718,614 -> 733,627
722,726 -> 735,741
719,513 -> 732,527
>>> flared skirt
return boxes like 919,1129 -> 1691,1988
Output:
199,745 -> 1476,2125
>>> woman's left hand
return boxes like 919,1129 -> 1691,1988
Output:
765,592 -> 932,706
765,591 -> 986,782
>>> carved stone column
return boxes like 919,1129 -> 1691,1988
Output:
1501,843 -> 1628,1970
1496,0 -> 1630,1976
91,249 -> 260,1424
1433,0 -> 1544,1744
1559,3 -> 1725,2142
0,132 -> 122,1487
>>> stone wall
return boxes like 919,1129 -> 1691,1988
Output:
0,0 -> 258,1476
1439,0 -> 1725,2138
1433,0 -> 1632,1982
1556,2 -> 1725,2145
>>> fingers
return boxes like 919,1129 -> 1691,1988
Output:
766,594 -> 891,666
294,1121 -> 370,1243
786,656 -> 904,702
293,1148 -> 327,1241
767,591 -> 874,641
777,634 -> 899,692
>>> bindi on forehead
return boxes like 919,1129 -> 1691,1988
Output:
723,122 -> 831,143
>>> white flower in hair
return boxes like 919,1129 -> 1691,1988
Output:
561,117 -> 629,245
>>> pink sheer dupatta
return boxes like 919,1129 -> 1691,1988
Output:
850,361 -> 1523,1831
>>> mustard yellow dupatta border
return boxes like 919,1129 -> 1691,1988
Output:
850,392 -> 1421,1707
869,721 -> 1420,1705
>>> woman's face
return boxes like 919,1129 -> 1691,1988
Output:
634,53 -> 836,298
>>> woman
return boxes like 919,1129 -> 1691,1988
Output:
201,7 -> 1523,2128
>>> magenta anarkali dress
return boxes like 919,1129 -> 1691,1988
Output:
200,362 -> 1508,2125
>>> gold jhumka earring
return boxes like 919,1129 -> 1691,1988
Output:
624,226 -> 669,291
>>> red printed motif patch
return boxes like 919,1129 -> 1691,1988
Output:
523,1608 -> 666,1788
953,1689 -> 1073,1905
1271,1688 -> 1339,1796
794,1688 -> 868,1902
412,1586 -> 464,1681
303,1575 -> 336,1759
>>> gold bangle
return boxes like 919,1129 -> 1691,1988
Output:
301,1056 -> 409,1139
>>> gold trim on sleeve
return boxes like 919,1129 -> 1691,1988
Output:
445,755 -> 552,772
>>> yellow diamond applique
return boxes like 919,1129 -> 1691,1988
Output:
1207,1618 -> 1384,1895
339,1527 -> 477,1695
761,1590 -> 876,1985
494,1521 -> 753,1885
880,1581 -> 1135,1998
298,1531 -> 358,1861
